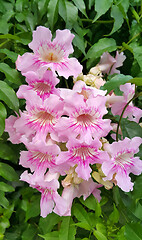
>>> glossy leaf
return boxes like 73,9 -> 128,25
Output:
39,231 -> 59,240
47,0 -> 59,31
101,74 -> 133,93
59,217 -> 76,240
0,182 -> 14,192
0,102 -> 6,136
66,2 -> 78,29
0,63 -> 21,85
108,5 -> 124,35
86,38 -> 117,60
59,0 -> 67,21
0,163 -> 18,181
124,223 -> 142,240
93,0 -> 113,22
72,0 -> 87,18
0,81 -> 19,112
93,230 -> 107,240
0,191 -> 9,208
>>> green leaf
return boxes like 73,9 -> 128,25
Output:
0,49 -> 18,62
132,175 -> 142,199
73,33 -> 86,55
22,224 -> 37,240
25,195 -> 40,221
0,34 -> 21,41
0,143 -> 16,161
0,182 -> 14,192
0,81 -> 19,112
59,217 -> 76,240
80,195 -> 101,217
130,44 -> 142,71
72,0 -> 87,18
0,63 -> 21,85
0,191 -> 9,208
121,119 -> 142,139
72,203 -> 92,229
0,20 -> 11,34
124,223 -> 142,240
0,163 -> 18,181
39,231 -> 59,240
127,78 -> 142,86
108,5 -> 124,35
0,216 -> 10,234
74,222 -> 92,231
47,0 -> 59,31
89,0 -> 95,9
93,230 -> 107,240
86,38 -> 117,60
93,0 -> 113,22
108,204 -> 119,224
59,0 -> 67,21
66,2 -> 78,29
0,102 -> 6,136
39,213 -> 60,234
101,74 -> 133,93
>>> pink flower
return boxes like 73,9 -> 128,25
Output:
20,138 -> 61,175
16,26 -> 83,78
5,115 -> 22,144
56,138 -> 109,180
17,70 -> 60,100
20,171 -> 67,217
61,178 -> 102,216
99,51 -> 126,75
101,137 -> 142,192
111,83 -> 142,123
14,91 -> 64,140
55,93 -> 112,143
5,113 -> 35,144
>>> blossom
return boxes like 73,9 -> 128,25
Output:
101,137 -> 142,192
98,51 -> 126,75
56,138 -> 109,180
60,166 -> 102,215
14,91 -> 64,140
19,138 -> 61,175
55,93 -> 112,143
111,83 -> 142,122
16,26 -> 82,78
17,70 -> 60,100
20,171 -> 67,217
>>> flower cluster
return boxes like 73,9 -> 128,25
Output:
5,26 -> 142,218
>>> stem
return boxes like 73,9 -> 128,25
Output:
116,94 -> 140,141
81,19 -> 114,24
0,39 -> 10,48
64,78 -> 69,89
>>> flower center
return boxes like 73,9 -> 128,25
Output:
31,151 -> 52,163
77,114 -> 94,127
31,110 -> 55,127
38,44 -> 64,63
115,152 -> 133,168
33,82 -> 51,95
73,146 -> 95,161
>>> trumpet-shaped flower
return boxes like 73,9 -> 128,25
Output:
20,171 -> 67,217
14,92 -> 64,140
20,138 -> 61,175
16,26 -> 82,78
55,94 -> 112,143
101,137 -> 142,192
17,70 -> 60,100
111,83 -> 142,122
56,138 -> 109,180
